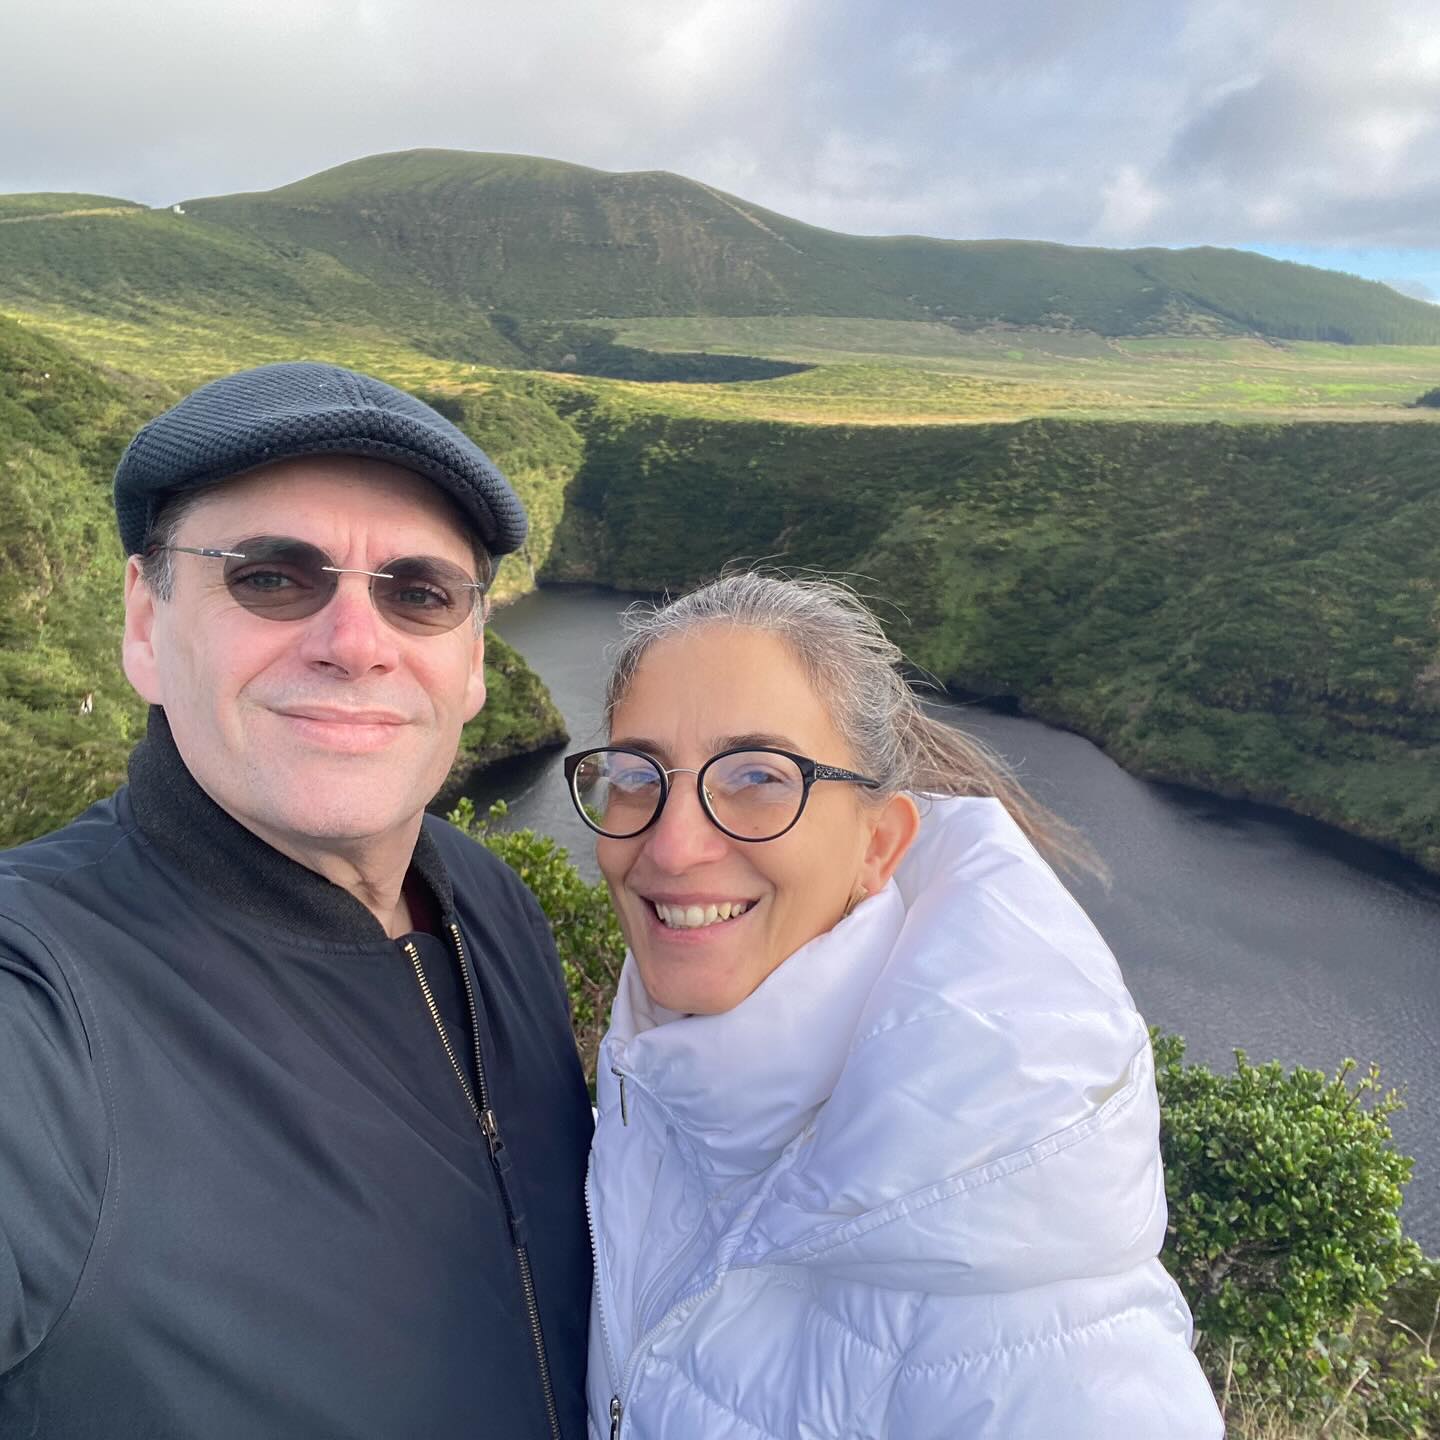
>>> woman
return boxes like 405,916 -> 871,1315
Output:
566,574 -> 1222,1439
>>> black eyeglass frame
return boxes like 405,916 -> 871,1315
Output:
148,539 -> 488,635
562,744 -> 882,843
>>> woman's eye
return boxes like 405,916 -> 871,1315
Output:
736,769 -> 783,786
612,769 -> 660,793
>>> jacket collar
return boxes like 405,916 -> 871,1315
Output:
127,706 -> 453,944
603,875 -> 906,1178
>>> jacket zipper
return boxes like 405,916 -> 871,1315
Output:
405,923 -> 563,1440
590,1065 -> 719,1438
584,1161 -> 623,1438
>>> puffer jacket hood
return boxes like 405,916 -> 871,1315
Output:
587,797 -> 1222,1439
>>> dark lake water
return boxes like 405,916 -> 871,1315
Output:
479,586 -> 1440,1250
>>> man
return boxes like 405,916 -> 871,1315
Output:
0,363 -> 593,1438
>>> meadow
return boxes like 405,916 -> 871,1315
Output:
12,294 -> 1440,429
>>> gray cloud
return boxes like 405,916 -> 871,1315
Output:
3,0 -> 1440,255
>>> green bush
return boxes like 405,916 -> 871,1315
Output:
449,798 -> 624,1086
1154,1031 -> 1433,1432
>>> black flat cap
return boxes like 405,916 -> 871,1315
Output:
113,361 -> 527,557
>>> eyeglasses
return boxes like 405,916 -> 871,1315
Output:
563,745 -> 880,843
150,536 -> 486,636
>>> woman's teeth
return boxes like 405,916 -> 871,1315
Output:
653,900 -> 752,929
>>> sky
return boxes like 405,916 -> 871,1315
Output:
6,0 -> 1440,297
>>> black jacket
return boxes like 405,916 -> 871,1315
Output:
0,713 -> 593,1439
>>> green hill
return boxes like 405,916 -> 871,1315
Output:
4,149 -> 1438,359
0,316 -> 166,842
178,149 -> 1440,344
0,190 -> 523,368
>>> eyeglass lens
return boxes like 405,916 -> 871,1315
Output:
571,749 -> 808,840
221,538 -> 478,635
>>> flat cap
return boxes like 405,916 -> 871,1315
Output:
113,361 -> 527,557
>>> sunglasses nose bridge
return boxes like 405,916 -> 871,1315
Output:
319,564 -> 396,581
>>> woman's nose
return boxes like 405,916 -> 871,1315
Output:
642,774 -> 730,871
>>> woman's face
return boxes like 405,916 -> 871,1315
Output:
597,625 -> 918,1015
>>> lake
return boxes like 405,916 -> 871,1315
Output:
477,585 -> 1440,1250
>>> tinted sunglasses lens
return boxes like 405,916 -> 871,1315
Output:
373,557 -> 477,635
219,542 -> 477,633
222,540 -> 335,620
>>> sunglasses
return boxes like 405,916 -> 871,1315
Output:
151,536 -> 486,636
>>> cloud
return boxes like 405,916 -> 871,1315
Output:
3,0 -> 1440,258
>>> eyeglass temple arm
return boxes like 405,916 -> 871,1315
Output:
155,544 -> 247,559
811,763 -> 881,788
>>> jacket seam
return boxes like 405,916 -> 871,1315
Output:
894,1299 -> 1159,1373
640,1352 -> 788,1440
750,1043 -> 1148,1268
760,1268 -> 907,1363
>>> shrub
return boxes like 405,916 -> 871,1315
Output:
449,798 -> 624,1087
1154,1031 -> 1429,1429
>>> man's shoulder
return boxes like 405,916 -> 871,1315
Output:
421,813 -> 539,909
1,791 -> 138,900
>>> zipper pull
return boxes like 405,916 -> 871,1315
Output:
611,1068 -> 630,1126
480,1107 -> 504,1154
610,1395 -> 623,1439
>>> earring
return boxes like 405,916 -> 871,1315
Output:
843,884 -> 868,919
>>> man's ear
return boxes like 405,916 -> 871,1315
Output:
858,792 -> 921,897
122,556 -> 164,704
462,623 -> 487,722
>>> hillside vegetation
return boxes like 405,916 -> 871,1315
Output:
4,149 -> 1440,364
541,395 -> 1440,872
0,320 -> 564,847
180,150 -> 1440,343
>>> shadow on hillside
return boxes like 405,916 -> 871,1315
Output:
494,316 -> 812,385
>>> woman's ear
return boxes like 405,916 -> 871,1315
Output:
858,792 -> 921,896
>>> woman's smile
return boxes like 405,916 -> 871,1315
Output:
595,625 -> 901,1014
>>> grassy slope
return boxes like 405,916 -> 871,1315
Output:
0,196 -> 523,373
152,148 -> 1440,343
0,320 -> 566,847
0,317 -> 165,843
597,318 -> 1440,421
543,397 -> 1440,872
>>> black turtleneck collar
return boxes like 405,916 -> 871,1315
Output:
127,707 -> 455,944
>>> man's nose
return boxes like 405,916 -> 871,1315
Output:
297,575 -> 400,675
642,774 -> 730,871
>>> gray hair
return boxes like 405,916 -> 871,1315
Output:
137,484 -> 495,633
605,572 -> 1100,876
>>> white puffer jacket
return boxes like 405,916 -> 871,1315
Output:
585,797 -> 1223,1439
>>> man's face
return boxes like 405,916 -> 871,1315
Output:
123,456 -> 487,857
